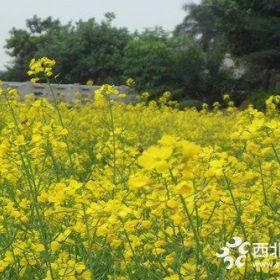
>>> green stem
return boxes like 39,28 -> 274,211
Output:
46,79 -> 76,178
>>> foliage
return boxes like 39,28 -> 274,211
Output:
209,0 -> 280,68
175,1 -> 238,102
2,14 -> 131,84
175,0 -> 219,51
123,29 -> 207,100
123,29 -> 176,98
3,16 -> 64,82
208,0 -> 280,89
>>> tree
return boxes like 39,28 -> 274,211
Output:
123,28 -> 207,100
209,0 -> 280,90
175,1 -> 219,51
175,1 -> 238,102
3,16 -> 64,81
123,29 -> 175,98
2,14 -> 131,84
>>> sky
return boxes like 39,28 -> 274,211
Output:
0,0 -> 199,70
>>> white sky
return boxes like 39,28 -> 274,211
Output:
0,0 -> 199,70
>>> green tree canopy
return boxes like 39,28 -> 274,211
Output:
209,0 -> 280,69
175,2 -> 238,102
123,28 -> 208,100
2,14 -> 131,84
175,1 -> 219,51
208,0 -> 280,90
3,16 -> 65,81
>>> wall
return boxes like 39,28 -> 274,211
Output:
1,81 -> 132,102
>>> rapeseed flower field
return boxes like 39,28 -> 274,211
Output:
0,58 -> 280,279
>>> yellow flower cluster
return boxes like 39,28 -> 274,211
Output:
125,78 -> 135,87
0,76 -> 279,279
28,57 -> 56,83
266,95 -> 280,112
